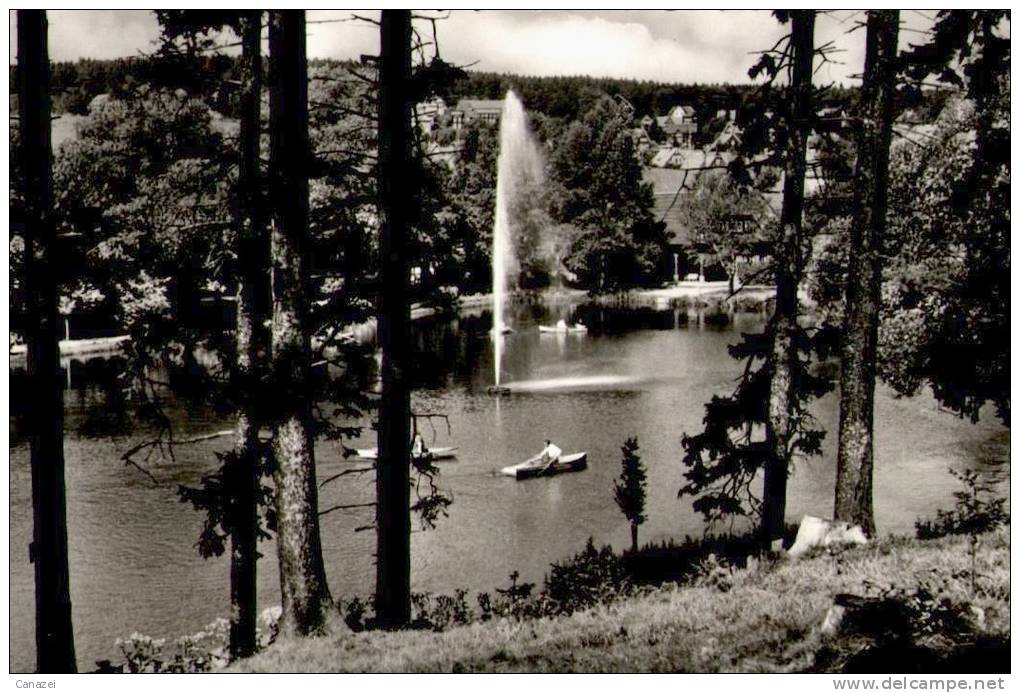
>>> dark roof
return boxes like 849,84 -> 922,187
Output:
454,99 -> 504,113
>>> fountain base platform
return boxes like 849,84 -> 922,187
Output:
487,385 -> 512,395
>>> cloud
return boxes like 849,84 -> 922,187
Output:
11,10 -> 946,87
9,10 -> 162,62
302,10 -> 882,85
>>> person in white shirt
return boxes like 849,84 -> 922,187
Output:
412,432 -> 427,458
540,439 -> 562,470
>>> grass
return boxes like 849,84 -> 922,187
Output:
234,531 -> 1009,673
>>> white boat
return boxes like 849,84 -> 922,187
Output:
354,446 -> 458,461
500,451 -> 588,480
538,323 -> 587,334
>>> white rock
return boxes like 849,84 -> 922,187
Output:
788,514 -> 868,558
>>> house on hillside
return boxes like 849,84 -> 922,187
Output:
709,120 -> 742,152
415,96 -> 448,133
656,104 -> 698,147
649,146 -> 687,169
648,145 -> 734,172
450,98 -> 504,129
630,127 -> 653,158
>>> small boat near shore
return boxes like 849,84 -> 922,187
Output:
500,451 -> 588,480
538,323 -> 587,334
354,446 -> 458,461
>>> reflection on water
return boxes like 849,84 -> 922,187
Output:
8,301 -> 1009,671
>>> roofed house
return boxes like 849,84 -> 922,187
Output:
656,104 -> 698,147
630,127 -> 653,157
415,96 -> 448,133
450,98 -> 504,129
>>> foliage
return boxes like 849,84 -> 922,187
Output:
544,539 -> 631,615
880,93 -> 1009,425
815,570 -> 997,674
177,447 -> 278,558
915,467 -> 1007,596
111,607 -> 280,673
613,437 -> 647,548
915,468 -> 1008,541
548,95 -> 666,292
432,121 -> 498,290
679,327 -> 834,526
675,170 -> 775,276
410,589 -> 473,631
812,93 -> 1010,425
51,87 -> 231,329
236,534 -> 1009,673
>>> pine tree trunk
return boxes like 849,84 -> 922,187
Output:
630,523 -> 639,553
834,11 -> 899,538
374,9 -> 414,629
228,10 -> 266,658
762,10 -> 814,551
267,9 -> 332,637
19,9 -> 77,673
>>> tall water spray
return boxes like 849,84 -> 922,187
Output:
492,90 -> 545,388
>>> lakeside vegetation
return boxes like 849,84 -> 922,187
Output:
233,532 -> 1009,673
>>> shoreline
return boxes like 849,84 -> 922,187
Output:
9,284 -> 781,362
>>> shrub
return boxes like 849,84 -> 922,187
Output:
111,607 -> 280,673
410,589 -> 472,631
915,468 -> 1008,595
915,468 -> 1008,540
544,538 -> 630,615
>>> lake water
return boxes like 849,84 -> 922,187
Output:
8,301 -> 1009,671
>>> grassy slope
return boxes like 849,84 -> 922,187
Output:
236,533 -> 1009,673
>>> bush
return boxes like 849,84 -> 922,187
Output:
915,468 -> 1008,540
814,574 -> 1001,674
916,468 -> 1008,596
410,589 -> 472,631
109,607 -> 280,673
544,538 -> 630,614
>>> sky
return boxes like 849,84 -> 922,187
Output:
8,9 -> 951,86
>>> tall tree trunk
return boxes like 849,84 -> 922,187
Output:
228,10 -> 266,658
630,523 -> 639,553
761,10 -> 814,551
19,9 -> 77,673
267,9 -> 332,636
375,9 -> 414,629
834,11 -> 899,538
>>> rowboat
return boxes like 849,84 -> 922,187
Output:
500,451 -> 588,480
538,324 -> 587,334
354,446 -> 458,461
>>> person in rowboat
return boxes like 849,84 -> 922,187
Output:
539,439 -> 562,472
412,432 -> 428,458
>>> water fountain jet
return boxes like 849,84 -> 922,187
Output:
489,89 -> 544,394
